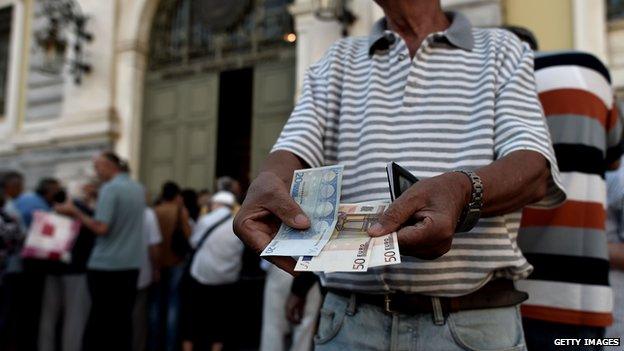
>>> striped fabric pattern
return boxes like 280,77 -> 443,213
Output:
518,51 -> 623,327
271,12 -> 565,297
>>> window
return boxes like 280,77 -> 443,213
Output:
0,6 -> 12,118
149,0 -> 295,70
608,0 -> 624,21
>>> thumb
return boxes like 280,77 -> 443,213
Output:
269,191 -> 310,230
368,200 -> 412,237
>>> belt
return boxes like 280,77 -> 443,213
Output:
326,279 -> 528,315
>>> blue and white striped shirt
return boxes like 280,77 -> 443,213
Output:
273,12 -> 565,296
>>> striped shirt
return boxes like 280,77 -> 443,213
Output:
273,12 -> 565,297
518,52 -> 623,326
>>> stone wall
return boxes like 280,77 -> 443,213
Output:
0,139 -> 110,194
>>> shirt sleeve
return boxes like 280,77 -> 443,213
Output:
493,39 -> 566,208
94,185 -> 116,224
145,209 -> 162,245
271,67 -> 328,168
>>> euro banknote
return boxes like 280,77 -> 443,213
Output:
369,232 -> 401,268
295,202 -> 401,272
261,165 -> 344,257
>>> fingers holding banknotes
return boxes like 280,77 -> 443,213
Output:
368,172 -> 471,259
233,171 -> 310,274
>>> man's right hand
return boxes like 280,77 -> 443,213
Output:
233,171 -> 310,274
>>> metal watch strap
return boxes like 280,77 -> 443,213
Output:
455,170 -> 483,233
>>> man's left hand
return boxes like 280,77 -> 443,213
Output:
368,172 -> 471,259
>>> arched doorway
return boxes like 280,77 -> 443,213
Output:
140,0 -> 296,195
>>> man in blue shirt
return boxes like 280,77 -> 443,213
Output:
14,178 -> 61,228
57,152 -> 145,351
13,177 -> 63,351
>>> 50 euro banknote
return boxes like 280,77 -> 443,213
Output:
294,202 -> 401,272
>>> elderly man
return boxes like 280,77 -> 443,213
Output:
234,1 -> 565,350
57,152 -> 145,351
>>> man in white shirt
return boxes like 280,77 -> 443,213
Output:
183,191 -> 242,351
133,205 -> 162,351
189,192 -> 242,284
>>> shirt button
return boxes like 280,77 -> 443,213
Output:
398,53 -> 406,60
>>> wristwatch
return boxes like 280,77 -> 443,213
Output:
455,170 -> 483,233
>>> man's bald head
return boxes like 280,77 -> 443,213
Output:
93,151 -> 123,182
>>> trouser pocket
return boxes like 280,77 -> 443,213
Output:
314,293 -> 348,345
448,305 -> 526,351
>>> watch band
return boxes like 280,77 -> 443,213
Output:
455,170 -> 484,233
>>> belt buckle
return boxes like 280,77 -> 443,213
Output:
384,294 -> 397,314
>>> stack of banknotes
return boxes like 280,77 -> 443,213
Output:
260,165 -> 401,273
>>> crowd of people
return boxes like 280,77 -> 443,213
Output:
0,152 -> 302,351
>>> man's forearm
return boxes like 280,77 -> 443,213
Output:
475,150 -> 551,217
74,211 -> 108,236
260,151 -> 309,184
609,242 -> 624,271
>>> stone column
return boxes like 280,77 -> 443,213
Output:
572,0 -> 608,63
114,0 -> 159,177
289,0 -> 342,93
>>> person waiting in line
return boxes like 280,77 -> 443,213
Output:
0,184 -> 23,351
215,176 -> 243,202
197,189 -> 212,216
606,163 -> 624,339
1,171 -> 25,232
234,0 -> 567,349
133,193 -> 163,351
182,191 -> 242,351
181,188 -> 200,224
504,27 -> 624,350
0,171 -> 25,351
56,152 -> 145,351
260,266 -> 321,351
39,179 -> 99,351
151,181 -> 192,351
13,177 -> 65,351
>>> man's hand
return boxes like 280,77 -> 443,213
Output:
233,171 -> 310,274
54,201 -> 79,217
285,293 -> 306,324
56,200 -> 109,236
368,172 -> 471,259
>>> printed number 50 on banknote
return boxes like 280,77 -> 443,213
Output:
261,165 -> 344,257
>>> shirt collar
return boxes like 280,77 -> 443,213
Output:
111,173 -> 128,182
368,11 -> 474,55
